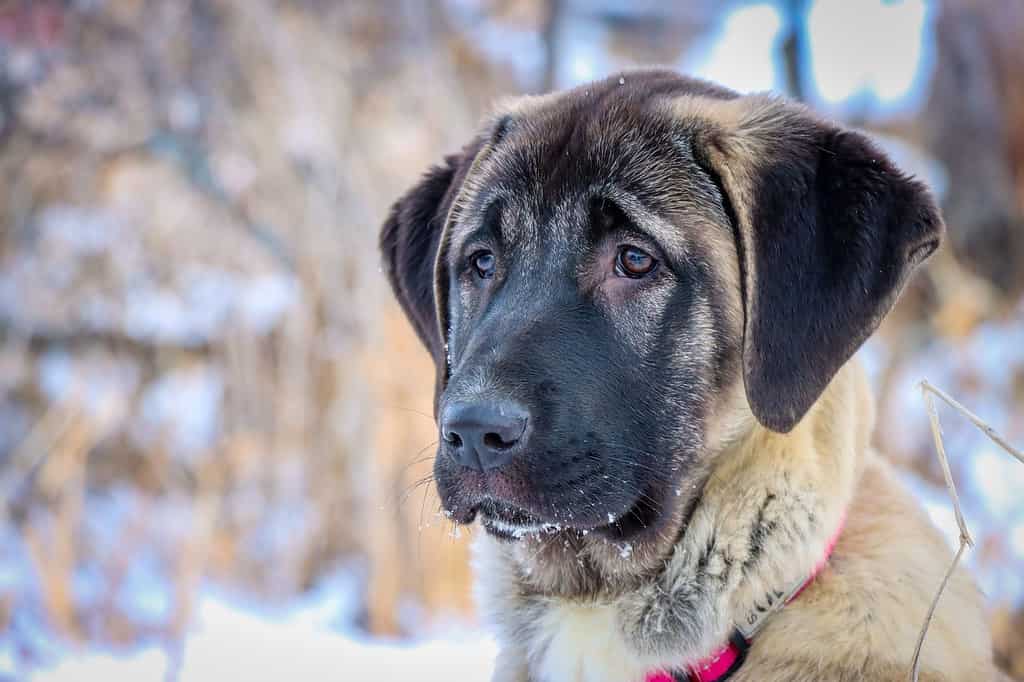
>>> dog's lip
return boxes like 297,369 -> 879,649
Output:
445,503 -> 479,525
471,498 -> 565,540
475,498 -> 543,526
480,515 -> 564,540
446,479 -> 676,542
468,490 -> 665,542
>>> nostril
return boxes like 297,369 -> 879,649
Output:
483,431 -> 517,450
441,399 -> 529,471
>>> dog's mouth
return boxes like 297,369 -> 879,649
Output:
480,514 -> 562,541
472,499 -> 556,541
466,486 -> 667,543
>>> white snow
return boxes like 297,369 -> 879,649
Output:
689,3 -> 785,94
0,203 -> 298,347
30,648 -> 169,682
909,468 -> 1024,608
1012,524 -> 1024,558
971,449 -> 1022,520
806,0 -> 935,115
37,349 -> 139,422
121,267 -> 298,345
22,577 -> 497,682
133,365 -> 224,461
683,0 -> 935,118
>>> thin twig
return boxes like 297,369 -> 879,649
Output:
910,539 -> 969,682
921,380 -> 1024,465
910,381 -> 1022,681
922,387 -> 974,549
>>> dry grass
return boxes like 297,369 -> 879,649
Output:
911,381 -> 1023,681
0,3 -> 1021,675
0,0 -> 509,652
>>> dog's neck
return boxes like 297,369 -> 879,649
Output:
475,361 -> 873,670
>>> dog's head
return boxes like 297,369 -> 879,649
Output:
380,70 -> 941,548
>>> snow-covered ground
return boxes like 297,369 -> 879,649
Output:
5,461 -> 1020,682
4,573 -> 496,682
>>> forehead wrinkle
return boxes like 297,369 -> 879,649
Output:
498,197 -> 530,247
665,132 -> 735,228
475,98 -> 736,264
446,194 -> 494,249
482,139 -> 551,248
484,143 -> 586,256
543,194 -> 582,251
445,157 -> 524,250
596,185 -> 692,264
611,127 -> 737,263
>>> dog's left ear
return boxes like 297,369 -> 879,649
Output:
688,96 -> 944,432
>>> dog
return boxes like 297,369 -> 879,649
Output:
379,70 -> 1001,681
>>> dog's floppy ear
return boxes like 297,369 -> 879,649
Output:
689,96 -> 943,432
379,155 -> 462,364
379,134 -> 489,379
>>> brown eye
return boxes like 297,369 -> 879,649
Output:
472,250 -> 496,279
616,246 -> 656,278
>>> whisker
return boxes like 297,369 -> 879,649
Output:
399,474 -> 436,507
380,404 -> 437,422
396,441 -> 440,477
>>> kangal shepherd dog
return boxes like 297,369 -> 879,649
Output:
380,69 -> 1006,682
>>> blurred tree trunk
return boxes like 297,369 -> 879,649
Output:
779,0 -> 808,102
541,0 -> 565,92
920,0 -> 1024,298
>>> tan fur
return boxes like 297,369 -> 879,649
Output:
476,361 -> 998,681
666,94 -> 825,376
385,71 -> 996,680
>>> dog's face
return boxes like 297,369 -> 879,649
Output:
424,88 -> 746,543
381,71 -> 942,550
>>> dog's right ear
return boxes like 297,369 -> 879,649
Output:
381,113 -> 511,390
379,154 -> 464,365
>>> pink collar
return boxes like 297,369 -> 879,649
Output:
645,513 -> 846,682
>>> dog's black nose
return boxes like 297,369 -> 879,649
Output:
441,401 -> 529,472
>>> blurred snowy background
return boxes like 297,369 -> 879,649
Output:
0,0 -> 1022,680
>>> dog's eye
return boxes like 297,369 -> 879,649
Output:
472,250 -> 496,279
615,246 -> 657,278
